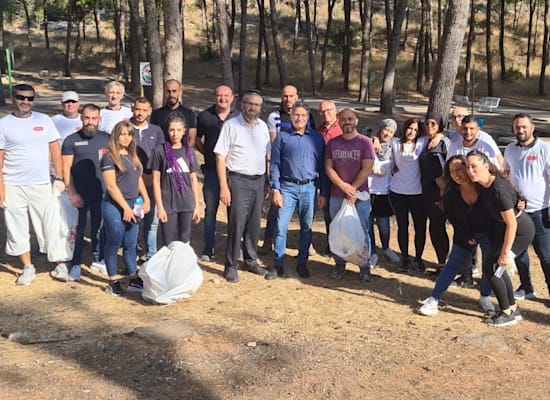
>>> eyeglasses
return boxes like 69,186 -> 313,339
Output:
14,94 -> 35,101
451,114 -> 467,119
425,121 -> 439,127
63,100 -> 78,104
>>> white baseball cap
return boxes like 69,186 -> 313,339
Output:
61,91 -> 79,102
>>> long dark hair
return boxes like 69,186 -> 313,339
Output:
399,118 -> 423,154
440,155 -> 467,194
163,112 -> 194,196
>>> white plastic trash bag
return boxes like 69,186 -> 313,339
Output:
44,191 -> 78,262
139,241 -> 203,304
329,201 -> 368,266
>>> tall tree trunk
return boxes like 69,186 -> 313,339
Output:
128,0 -> 146,94
437,0 -> 442,46
416,13 -> 426,91
163,0 -> 183,82
255,0 -> 265,89
486,0 -> 494,96
143,0 -> 163,107
200,0 -> 211,45
64,0 -> 75,77
342,0 -> 352,89
93,7 -> 100,41
539,0 -> 549,95
304,0 -> 316,94
428,0 -> 471,120
526,0 -> 536,77
216,0 -> 234,88
384,0 -> 392,44
380,0 -> 407,115
19,1 -> 32,47
358,0 -> 372,103
318,0 -> 336,92
43,0 -> 50,49
400,7 -> 409,50
114,0 -> 122,72
229,0 -> 236,47
499,0 -> 506,80
269,0 -> 288,87
464,0 -> 475,96
238,0 -> 247,95
292,0 -> 300,54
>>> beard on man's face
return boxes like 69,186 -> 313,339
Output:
81,124 -> 97,138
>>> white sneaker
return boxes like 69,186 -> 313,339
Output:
383,248 -> 400,263
418,297 -> 439,316
91,260 -> 107,275
479,295 -> 495,312
368,253 -> 379,268
50,263 -> 69,282
16,264 -> 36,285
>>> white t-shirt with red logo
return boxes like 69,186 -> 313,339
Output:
52,113 -> 82,143
0,112 -> 60,185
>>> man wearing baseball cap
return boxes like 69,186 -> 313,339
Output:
52,91 -> 82,144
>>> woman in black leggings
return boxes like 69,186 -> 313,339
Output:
466,151 -> 535,326
418,112 -> 450,271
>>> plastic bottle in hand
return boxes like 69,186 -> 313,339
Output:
133,196 -> 144,219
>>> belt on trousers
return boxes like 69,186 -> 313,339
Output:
228,170 -> 264,180
282,178 -> 315,185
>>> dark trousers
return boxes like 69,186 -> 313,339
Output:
482,213 -> 535,310
422,184 -> 449,264
160,211 -> 192,245
225,173 -> 264,269
516,208 -> 550,295
389,191 -> 426,261
72,194 -> 103,266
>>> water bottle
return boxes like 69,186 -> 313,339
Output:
133,196 -> 144,219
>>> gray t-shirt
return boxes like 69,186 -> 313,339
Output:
101,153 -> 141,200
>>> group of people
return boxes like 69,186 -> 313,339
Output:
0,80 -> 200,296
1,81 -> 549,327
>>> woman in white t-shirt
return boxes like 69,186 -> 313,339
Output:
389,118 -> 429,272
368,119 -> 401,266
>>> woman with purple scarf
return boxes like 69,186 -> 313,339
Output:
149,112 -> 201,245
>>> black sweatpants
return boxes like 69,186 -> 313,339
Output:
389,191 -> 427,261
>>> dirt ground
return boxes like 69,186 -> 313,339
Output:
1,190 -> 550,399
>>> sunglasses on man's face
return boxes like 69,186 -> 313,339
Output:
14,94 -> 35,101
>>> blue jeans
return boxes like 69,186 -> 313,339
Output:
432,232 -> 493,300
202,168 -> 220,253
142,185 -> 158,257
517,208 -> 550,294
273,181 -> 316,266
102,197 -> 139,278
369,215 -> 390,251
329,196 -> 371,269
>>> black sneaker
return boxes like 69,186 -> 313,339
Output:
414,258 -> 426,272
265,265 -> 284,280
296,263 -> 310,278
128,276 -> 144,292
244,263 -> 268,277
224,267 -> 239,283
105,280 -> 124,296
399,259 -> 411,273
330,264 -> 345,280
486,310 -> 517,327
359,267 -> 373,282
511,307 -> 523,321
